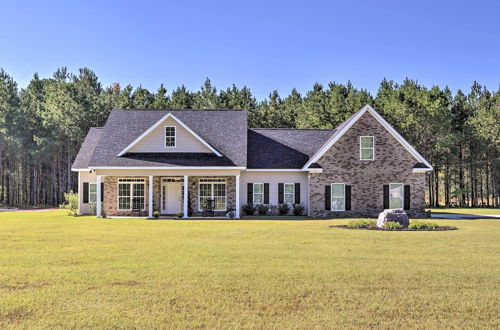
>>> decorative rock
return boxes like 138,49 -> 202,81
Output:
377,209 -> 410,228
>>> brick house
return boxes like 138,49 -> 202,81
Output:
72,105 -> 432,218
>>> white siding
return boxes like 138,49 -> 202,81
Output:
128,117 -> 212,153
79,171 -> 97,215
239,171 -> 309,208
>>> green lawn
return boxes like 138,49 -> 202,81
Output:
429,207 -> 500,215
1,211 -> 499,328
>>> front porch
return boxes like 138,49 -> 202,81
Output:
95,173 -> 240,218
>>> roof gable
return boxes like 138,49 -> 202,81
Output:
118,112 -> 221,156
302,105 -> 433,170
88,109 -> 247,168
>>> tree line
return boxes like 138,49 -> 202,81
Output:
0,67 -> 499,207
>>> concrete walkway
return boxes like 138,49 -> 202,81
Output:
431,213 -> 500,220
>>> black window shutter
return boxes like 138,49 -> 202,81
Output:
278,183 -> 284,204
325,185 -> 331,210
404,185 -> 411,210
383,185 -> 389,209
83,182 -> 89,203
294,183 -> 300,204
345,185 -> 351,210
101,182 -> 104,203
264,183 -> 269,204
247,183 -> 253,204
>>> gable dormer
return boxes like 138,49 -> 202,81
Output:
117,112 -> 222,156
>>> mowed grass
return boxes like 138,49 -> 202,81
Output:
0,211 -> 499,329
429,207 -> 500,215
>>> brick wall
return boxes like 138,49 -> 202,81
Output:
309,111 -> 427,218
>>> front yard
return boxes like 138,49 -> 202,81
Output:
0,210 -> 499,328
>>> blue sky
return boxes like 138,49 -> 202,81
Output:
1,0 -> 499,99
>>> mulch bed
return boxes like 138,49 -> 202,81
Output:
330,225 -> 458,231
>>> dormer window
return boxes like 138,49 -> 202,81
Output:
360,136 -> 374,160
165,126 -> 176,147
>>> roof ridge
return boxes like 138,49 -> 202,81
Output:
251,128 -> 335,131
112,108 -> 247,112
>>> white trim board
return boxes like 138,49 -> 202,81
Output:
302,105 -> 433,171
116,112 -> 222,157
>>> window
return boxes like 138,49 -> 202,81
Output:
389,183 -> 404,209
331,183 -> 345,211
165,126 -> 176,147
253,183 -> 264,204
89,183 -> 97,204
118,178 -> 145,210
199,178 -> 226,211
360,136 -> 374,160
284,183 -> 295,204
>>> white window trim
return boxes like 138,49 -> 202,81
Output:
165,126 -> 176,148
252,183 -> 264,205
198,178 -> 227,212
360,136 -> 375,160
331,183 -> 346,212
117,178 -> 146,211
283,183 -> 295,204
89,183 -> 97,204
389,183 -> 404,209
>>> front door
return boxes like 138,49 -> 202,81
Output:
161,182 -> 183,214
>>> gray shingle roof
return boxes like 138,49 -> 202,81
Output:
72,127 -> 103,169
247,129 -> 335,169
72,109 -> 338,169
87,109 -> 247,167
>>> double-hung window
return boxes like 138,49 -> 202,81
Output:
389,183 -> 404,209
252,183 -> 264,204
118,178 -> 145,210
89,183 -> 97,204
165,126 -> 176,147
199,178 -> 226,211
360,136 -> 374,160
331,183 -> 345,211
284,183 -> 295,204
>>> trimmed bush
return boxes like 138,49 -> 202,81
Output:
383,221 -> 403,230
408,221 -> 440,230
293,204 -> 305,216
242,204 -> 256,215
257,204 -> 268,216
153,211 -> 160,219
346,219 -> 376,228
60,191 -> 78,216
278,204 -> 290,216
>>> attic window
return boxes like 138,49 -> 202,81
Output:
360,136 -> 374,160
165,126 -> 176,147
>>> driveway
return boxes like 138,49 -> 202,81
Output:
431,213 -> 500,220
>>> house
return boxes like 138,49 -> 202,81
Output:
71,105 -> 432,218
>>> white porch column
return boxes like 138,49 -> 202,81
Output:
148,175 -> 153,218
183,175 -> 189,218
77,171 -> 81,215
235,174 -> 240,218
96,175 -> 102,218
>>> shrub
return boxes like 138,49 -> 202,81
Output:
60,191 -> 78,216
153,211 -> 160,219
293,204 -> 305,216
176,211 -> 183,218
408,221 -> 439,230
278,204 -> 290,216
383,221 -> 403,230
257,204 -> 268,216
242,204 -> 256,215
346,219 -> 376,228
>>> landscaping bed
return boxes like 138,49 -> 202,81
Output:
330,219 -> 457,231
